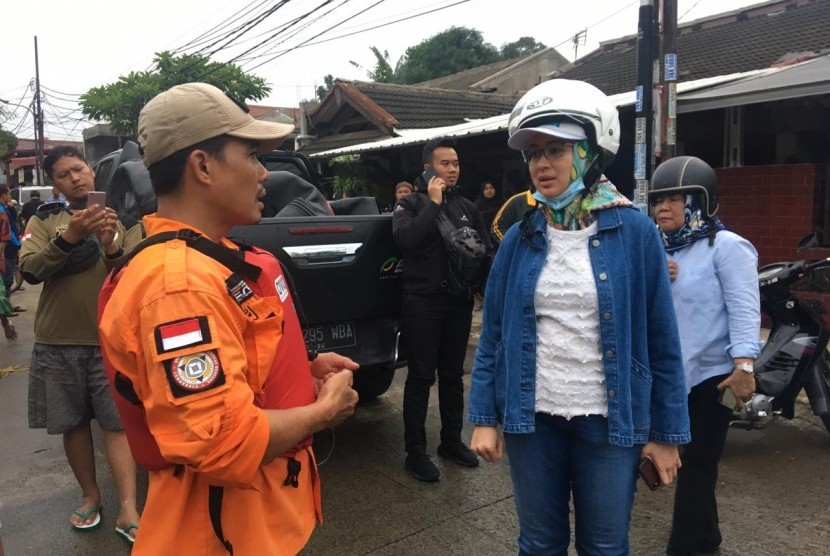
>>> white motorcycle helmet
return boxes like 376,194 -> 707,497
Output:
507,79 -> 620,188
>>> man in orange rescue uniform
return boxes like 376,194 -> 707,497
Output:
98,82 -> 360,555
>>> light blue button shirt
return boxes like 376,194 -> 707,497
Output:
668,230 -> 761,390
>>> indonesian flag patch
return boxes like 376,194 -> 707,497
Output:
154,316 -> 212,355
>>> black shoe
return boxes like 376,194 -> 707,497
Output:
437,441 -> 480,468
405,453 -> 440,482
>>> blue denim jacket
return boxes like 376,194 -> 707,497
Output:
468,206 -> 691,446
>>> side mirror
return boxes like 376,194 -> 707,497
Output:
797,230 -> 821,252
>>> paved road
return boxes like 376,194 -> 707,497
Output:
1,285 -> 828,555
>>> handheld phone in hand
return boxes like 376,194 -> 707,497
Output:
638,457 -> 660,491
87,191 -> 107,208
718,388 -> 738,411
420,167 -> 437,187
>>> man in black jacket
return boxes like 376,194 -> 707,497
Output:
392,137 -> 490,482
21,190 -> 44,227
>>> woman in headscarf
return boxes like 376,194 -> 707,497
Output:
649,156 -> 760,556
468,79 -> 690,555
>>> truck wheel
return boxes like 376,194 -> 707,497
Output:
353,364 -> 395,402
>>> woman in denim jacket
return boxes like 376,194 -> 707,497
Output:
468,80 -> 690,556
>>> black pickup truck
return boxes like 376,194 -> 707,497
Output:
92,141 -> 404,400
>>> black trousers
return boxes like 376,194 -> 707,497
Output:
401,291 -> 473,455
667,373 -> 733,555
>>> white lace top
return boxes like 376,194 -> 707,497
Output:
534,221 -> 608,419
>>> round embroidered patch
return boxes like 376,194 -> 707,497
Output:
171,351 -> 221,391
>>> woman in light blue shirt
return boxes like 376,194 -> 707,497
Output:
649,156 -> 761,556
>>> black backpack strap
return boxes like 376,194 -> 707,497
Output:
116,229 -> 262,282
208,485 -> 233,554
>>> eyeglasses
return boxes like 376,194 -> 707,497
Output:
522,142 -> 573,164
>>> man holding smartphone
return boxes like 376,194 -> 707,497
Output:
392,137 -> 492,482
19,146 -> 143,540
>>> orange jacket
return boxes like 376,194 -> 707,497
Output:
99,215 -> 320,556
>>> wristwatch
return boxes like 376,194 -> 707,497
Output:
735,362 -> 754,374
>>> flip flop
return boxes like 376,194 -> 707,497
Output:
115,523 -> 139,546
71,505 -> 102,531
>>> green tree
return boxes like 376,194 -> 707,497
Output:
0,108 -> 18,158
0,127 -> 17,158
394,27 -> 500,84
500,37 -> 547,60
80,51 -> 270,138
349,47 -> 399,83
316,74 -> 335,101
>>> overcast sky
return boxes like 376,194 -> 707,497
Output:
2,0 -> 763,141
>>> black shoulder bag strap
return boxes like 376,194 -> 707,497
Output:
434,209 -> 458,241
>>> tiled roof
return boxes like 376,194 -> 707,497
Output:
558,0 -> 830,95
415,57 -> 526,91
350,80 -> 519,128
13,138 -> 83,153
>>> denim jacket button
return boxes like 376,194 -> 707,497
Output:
608,389 -> 616,398
592,239 -> 600,247
602,312 -> 611,321
605,350 -> 614,358
599,272 -> 608,281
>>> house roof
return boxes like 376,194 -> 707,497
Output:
415,57 -> 526,91
303,80 -> 519,153
557,0 -> 830,95
355,81 -> 518,128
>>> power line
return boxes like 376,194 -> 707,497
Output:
225,0 -> 353,69
241,0 -> 469,72
679,0 -> 707,22
196,0 -> 292,59
171,0 -> 274,55
224,0 -> 350,66
551,0 -> 640,53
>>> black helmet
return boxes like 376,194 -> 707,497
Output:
648,156 -> 718,217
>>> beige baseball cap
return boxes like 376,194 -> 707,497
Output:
138,82 -> 295,167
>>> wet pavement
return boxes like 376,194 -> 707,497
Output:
1,285 -> 828,555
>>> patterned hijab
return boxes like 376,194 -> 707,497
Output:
659,192 -> 726,253
532,140 -> 631,230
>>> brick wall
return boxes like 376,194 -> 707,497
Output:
716,164 -> 819,266
716,164 -> 830,324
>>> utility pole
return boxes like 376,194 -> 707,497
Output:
633,0 -> 657,213
659,0 -> 678,162
34,36 -> 44,186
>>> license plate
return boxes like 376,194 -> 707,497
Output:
303,321 -> 357,352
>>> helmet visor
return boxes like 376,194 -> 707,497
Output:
508,122 -> 587,150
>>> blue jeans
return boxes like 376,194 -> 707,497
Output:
504,414 -> 641,556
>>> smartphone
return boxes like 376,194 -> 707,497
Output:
87,191 -> 107,208
638,457 -> 660,491
420,167 -> 437,187
718,388 -> 738,411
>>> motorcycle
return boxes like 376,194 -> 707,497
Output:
731,232 -> 830,434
